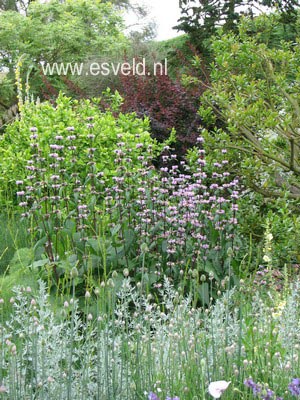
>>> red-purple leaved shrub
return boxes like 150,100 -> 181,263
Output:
119,57 -> 207,155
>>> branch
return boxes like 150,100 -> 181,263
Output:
204,98 -> 300,176
249,181 -> 300,200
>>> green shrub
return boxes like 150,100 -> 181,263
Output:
0,92 -> 172,209
188,13 -> 300,270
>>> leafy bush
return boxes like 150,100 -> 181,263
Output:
199,13 -> 300,201
119,55 -> 205,155
190,13 -> 300,269
0,92 -> 167,208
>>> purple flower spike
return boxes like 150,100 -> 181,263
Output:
244,378 -> 261,395
245,378 -> 284,400
148,392 -> 160,400
262,389 -> 274,400
289,378 -> 300,396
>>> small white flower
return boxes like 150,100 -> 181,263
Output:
208,380 -> 231,399
263,255 -> 271,263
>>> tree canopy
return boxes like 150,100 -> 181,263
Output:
176,0 -> 299,54
0,0 -> 127,110
197,13 -> 300,200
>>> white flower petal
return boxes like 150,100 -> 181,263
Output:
208,380 -> 231,399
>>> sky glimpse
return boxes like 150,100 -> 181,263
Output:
125,0 -> 182,41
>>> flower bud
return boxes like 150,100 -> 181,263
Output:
70,267 -> 78,278
140,243 -> 149,254
112,270 -> 118,279
123,268 -> 129,277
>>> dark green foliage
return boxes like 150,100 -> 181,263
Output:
176,0 -> 250,55
260,0 -> 299,22
0,0 -> 34,13
0,213 -> 30,274
195,13 -> 300,269
0,0 -> 126,111
199,13 -> 300,200
0,0 -> 18,11
176,0 -> 300,55
150,35 -> 192,77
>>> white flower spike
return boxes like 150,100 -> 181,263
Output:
208,380 -> 231,399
